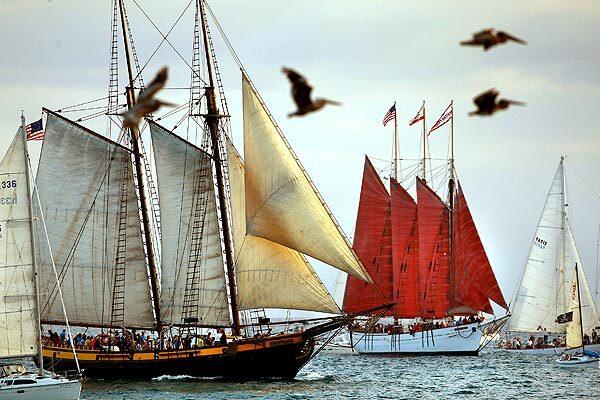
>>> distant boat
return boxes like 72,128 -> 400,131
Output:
505,157 -> 600,355
0,119 -> 81,399
35,0 -> 375,379
343,102 -> 509,355
554,263 -> 600,367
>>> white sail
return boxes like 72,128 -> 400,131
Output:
226,137 -> 339,313
36,112 -> 154,328
508,160 -> 567,333
0,129 -> 38,358
241,74 -> 371,283
150,123 -> 230,326
566,268 -> 583,349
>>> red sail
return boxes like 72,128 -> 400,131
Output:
453,182 -> 507,311
343,157 -> 393,314
416,178 -> 451,318
390,178 -> 420,318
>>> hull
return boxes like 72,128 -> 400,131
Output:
0,378 -> 80,400
353,322 -> 482,355
555,355 -> 599,368
320,343 -> 356,355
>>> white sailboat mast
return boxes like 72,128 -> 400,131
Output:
20,113 -> 44,375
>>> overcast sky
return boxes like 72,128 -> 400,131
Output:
2,0 -> 600,313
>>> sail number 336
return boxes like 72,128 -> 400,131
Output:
1,180 -> 17,189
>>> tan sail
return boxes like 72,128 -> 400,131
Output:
0,129 -> 38,357
35,112 -> 154,328
566,268 -> 583,349
150,123 -> 230,326
241,74 -> 371,283
227,137 -> 339,313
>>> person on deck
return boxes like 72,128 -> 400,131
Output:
219,329 -> 227,346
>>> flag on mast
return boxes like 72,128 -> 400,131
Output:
429,101 -> 453,135
25,118 -> 45,141
382,104 -> 396,127
409,103 -> 425,126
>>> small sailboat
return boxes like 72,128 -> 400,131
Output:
0,119 -> 81,399
505,157 -> 600,355
555,263 -> 600,367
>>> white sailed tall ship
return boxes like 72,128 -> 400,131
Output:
505,157 -> 600,354
0,120 -> 81,399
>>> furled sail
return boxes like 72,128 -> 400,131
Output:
343,157 -> 392,314
453,181 -> 505,313
150,123 -> 230,326
36,111 -> 154,328
0,129 -> 38,358
416,178 -> 451,318
226,137 -> 339,313
507,160 -> 567,333
390,178 -> 421,318
565,268 -> 583,349
241,74 -> 372,283
564,222 -> 600,336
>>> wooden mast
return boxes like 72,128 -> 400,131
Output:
20,113 -> 44,375
198,0 -> 241,336
392,101 -> 398,181
421,101 -> 427,181
117,0 -> 162,330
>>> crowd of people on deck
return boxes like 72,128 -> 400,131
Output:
43,328 -> 229,353
497,328 -> 600,350
356,315 -> 485,335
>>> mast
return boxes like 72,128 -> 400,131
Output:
422,101 -> 427,181
447,101 -> 456,316
392,101 -> 398,181
199,0 -> 241,336
20,113 -> 44,375
575,262 -> 585,351
117,0 -> 162,330
559,156 -> 566,319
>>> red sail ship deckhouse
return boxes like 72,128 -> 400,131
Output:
343,156 -> 507,320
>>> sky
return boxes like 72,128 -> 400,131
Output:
1,0 -> 600,315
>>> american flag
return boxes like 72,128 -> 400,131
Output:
382,104 -> 396,127
428,101 -> 453,135
409,103 -> 425,126
25,119 -> 45,141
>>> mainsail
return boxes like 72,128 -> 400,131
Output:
507,159 -> 599,334
226,137 -> 339,314
241,74 -> 371,283
36,111 -> 155,328
0,128 -> 38,358
343,157 -> 392,314
150,123 -> 230,326
566,267 -> 583,349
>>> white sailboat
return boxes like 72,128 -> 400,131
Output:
554,263 -> 600,367
0,119 -> 81,399
504,157 -> 600,355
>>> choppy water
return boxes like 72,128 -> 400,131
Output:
79,350 -> 598,399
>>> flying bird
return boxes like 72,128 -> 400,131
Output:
460,29 -> 527,51
121,66 -> 175,128
469,89 -> 526,116
281,67 -> 341,117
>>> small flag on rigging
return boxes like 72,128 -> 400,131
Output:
429,101 -> 453,135
555,311 -> 573,324
25,119 -> 45,141
409,103 -> 425,126
382,104 -> 396,127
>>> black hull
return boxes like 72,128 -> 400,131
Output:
44,338 -> 314,380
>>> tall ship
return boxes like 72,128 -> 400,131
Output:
504,157 -> 600,355
343,102 -> 508,355
35,0 -> 374,379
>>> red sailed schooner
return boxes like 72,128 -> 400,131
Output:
344,102 -> 509,355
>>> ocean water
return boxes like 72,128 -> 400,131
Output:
79,350 -> 599,399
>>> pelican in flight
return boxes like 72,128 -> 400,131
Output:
469,89 -> 526,116
281,67 -> 341,117
460,29 -> 527,51
122,66 -> 175,128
